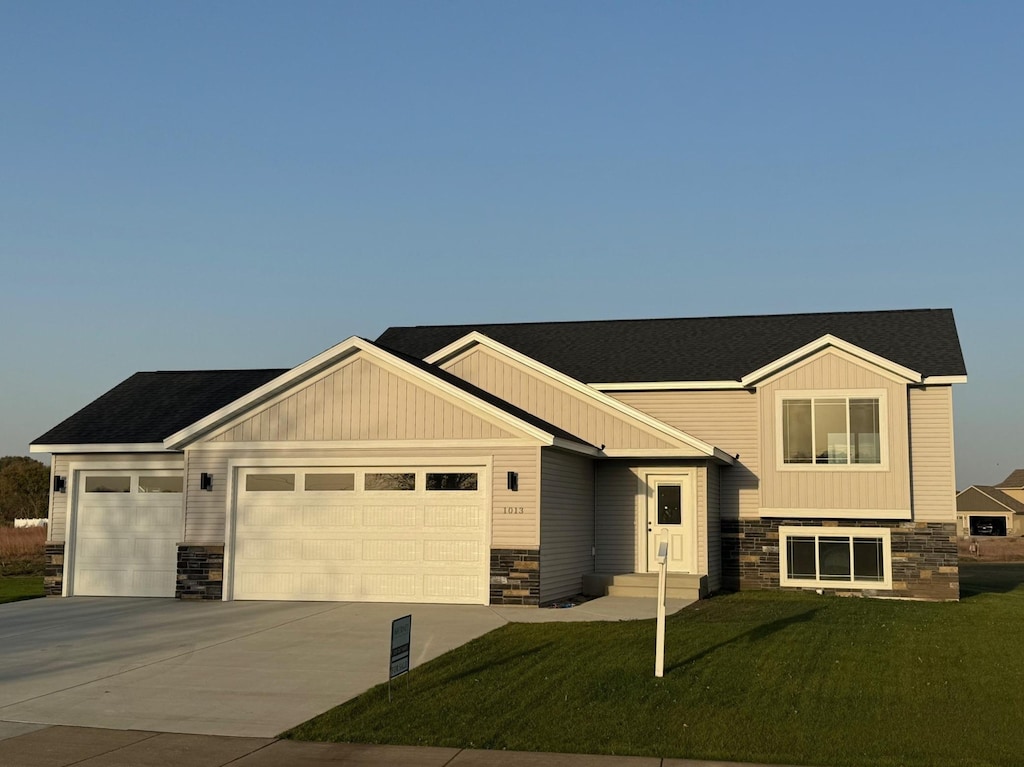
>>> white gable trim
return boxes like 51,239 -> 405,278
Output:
921,375 -> 967,385
425,332 -> 728,462
163,337 -> 571,450
740,335 -> 923,387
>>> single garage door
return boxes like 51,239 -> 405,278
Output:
232,466 -> 488,604
72,470 -> 184,597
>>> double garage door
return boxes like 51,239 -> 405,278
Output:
231,466 -> 489,604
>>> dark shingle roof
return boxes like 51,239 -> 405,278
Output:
33,370 -> 287,445
375,309 -> 966,383
995,469 -> 1024,489
958,486 -> 1024,515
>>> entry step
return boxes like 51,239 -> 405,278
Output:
582,572 -> 708,600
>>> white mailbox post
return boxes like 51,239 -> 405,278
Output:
655,536 -> 669,677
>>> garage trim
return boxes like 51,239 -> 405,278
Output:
65,457 -> 184,597
222,455 -> 493,603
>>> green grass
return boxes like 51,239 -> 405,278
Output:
286,563 -> 1024,767
0,575 -> 44,604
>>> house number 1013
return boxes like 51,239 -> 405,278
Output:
502,506 -> 525,514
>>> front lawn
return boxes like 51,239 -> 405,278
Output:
0,575 -> 44,604
286,563 -> 1024,767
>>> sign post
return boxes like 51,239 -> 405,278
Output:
655,537 -> 669,678
389,614 -> 412,702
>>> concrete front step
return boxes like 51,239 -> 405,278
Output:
582,572 -> 708,600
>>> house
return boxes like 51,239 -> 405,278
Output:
31,308 -> 967,605
956,470 -> 1024,537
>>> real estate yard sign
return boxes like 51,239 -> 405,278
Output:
389,614 -> 412,701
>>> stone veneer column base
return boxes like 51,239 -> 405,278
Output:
722,519 -> 959,601
176,544 -> 225,600
490,548 -> 540,605
44,542 -> 65,596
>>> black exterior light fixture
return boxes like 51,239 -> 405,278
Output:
507,471 -> 518,491
53,475 -> 66,494
200,472 -> 213,491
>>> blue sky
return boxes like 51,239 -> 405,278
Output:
1,1 -> 1020,486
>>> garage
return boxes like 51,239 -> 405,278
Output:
230,465 -> 488,604
71,470 -> 184,597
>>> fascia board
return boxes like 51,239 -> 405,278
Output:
921,375 -> 968,384
165,336 -> 560,450
590,380 -> 747,391
426,332 -> 718,457
741,335 -> 923,386
30,443 -> 171,454
163,336 -> 367,449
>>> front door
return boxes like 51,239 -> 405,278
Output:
646,474 -> 695,573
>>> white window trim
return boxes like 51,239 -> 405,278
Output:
775,388 -> 889,472
779,525 -> 892,590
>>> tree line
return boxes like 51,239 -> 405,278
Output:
0,456 -> 49,525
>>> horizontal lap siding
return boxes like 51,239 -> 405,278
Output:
47,453 -> 183,543
758,351 -> 911,513
444,347 -> 675,450
910,386 -> 956,522
595,463 -> 638,573
183,445 -> 540,548
612,391 -> 759,519
706,462 -> 721,591
211,356 -> 515,442
539,450 -> 594,603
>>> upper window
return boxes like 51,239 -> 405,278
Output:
779,526 -> 891,589
779,392 -> 885,468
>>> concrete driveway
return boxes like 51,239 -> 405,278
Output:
0,598 -> 506,737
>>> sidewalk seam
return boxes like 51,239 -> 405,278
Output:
61,729 -> 163,767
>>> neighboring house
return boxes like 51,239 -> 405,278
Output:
956,470 -> 1024,537
31,308 -> 967,605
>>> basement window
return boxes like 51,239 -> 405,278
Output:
779,526 -> 891,589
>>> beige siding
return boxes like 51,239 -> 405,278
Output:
612,390 -> 759,519
47,453 -> 184,543
758,350 -> 911,513
444,347 -> 675,450
211,355 -> 516,443
183,445 -> 541,548
909,386 -> 956,522
539,449 -> 594,603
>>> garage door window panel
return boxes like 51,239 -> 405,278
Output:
85,476 -> 131,493
138,476 -> 183,493
365,472 -> 416,491
246,474 -> 296,491
426,472 -> 478,491
304,473 -> 355,491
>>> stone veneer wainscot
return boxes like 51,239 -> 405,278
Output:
722,519 -> 959,601
176,544 -> 224,600
490,548 -> 540,605
44,542 -> 64,596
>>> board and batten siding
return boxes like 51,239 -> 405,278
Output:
443,347 -> 676,450
611,390 -> 759,519
909,386 -> 957,522
757,350 -> 912,514
47,453 -> 184,543
210,355 -> 516,443
183,445 -> 541,548
539,449 -> 594,603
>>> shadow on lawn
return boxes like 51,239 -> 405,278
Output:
959,562 -> 1024,599
667,606 -> 819,673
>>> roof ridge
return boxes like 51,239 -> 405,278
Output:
383,308 -> 951,333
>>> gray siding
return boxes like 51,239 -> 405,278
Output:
539,450 -> 594,603
594,462 -> 638,573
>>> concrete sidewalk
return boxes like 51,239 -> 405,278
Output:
0,724 -> 810,767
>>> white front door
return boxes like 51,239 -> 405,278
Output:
646,474 -> 695,573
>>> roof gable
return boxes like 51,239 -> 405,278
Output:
957,486 -> 1024,515
166,337 -> 594,451
419,332 -> 731,461
376,309 -> 966,384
